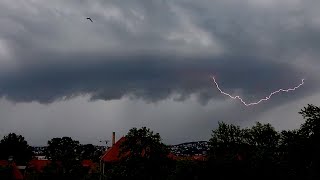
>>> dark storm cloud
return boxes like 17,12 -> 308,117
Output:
0,52 -> 309,106
0,0 -> 319,106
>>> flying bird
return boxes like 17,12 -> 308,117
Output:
86,17 -> 93,22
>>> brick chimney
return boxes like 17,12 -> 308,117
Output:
112,132 -> 115,146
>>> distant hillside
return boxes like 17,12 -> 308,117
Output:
31,145 -> 106,156
32,142 -> 209,157
169,141 -> 209,156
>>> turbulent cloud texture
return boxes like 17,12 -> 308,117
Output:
1,0 -> 319,104
0,0 -> 320,145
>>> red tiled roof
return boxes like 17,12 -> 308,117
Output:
0,160 -> 24,180
82,160 -> 95,167
0,160 -> 9,166
101,137 -> 127,162
28,159 -> 51,172
167,153 -> 178,160
82,160 -> 96,168
82,160 -> 98,174
191,155 -> 207,161
28,159 -> 98,172
101,137 -> 180,162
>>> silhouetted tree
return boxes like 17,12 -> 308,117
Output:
107,127 -> 172,179
279,129 -> 307,178
209,122 -> 244,161
208,122 -> 247,179
120,127 -> 169,160
78,143 -> 103,163
79,144 -> 95,160
45,137 -> 83,177
244,122 -> 280,178
298,104 -> 320,178
207,104 -> 320,179
0,133 -> 33,165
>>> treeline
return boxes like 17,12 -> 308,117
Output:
105,104 -> 320,180
0,135 -> 103,179
0,104 -> 320,179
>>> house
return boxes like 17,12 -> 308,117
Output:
100,132 -> 183,176
100,134 -> 127,163
27,159 -> 97,174
0,160 -> 24,180
82,160 -> 98,174
28,159 -> 52,173
100,132 -> 126,176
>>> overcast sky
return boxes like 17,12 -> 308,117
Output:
1,0 -> 320,146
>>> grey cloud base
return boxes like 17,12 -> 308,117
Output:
0,53 -> 308,106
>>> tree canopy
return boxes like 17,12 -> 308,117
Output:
45,137 -> 83,176
107,127 -> 172,179
0,133 -> 33,165
46,137 -> 80,162
120,127 -> 169,160
207,104 -> 320,179
79,144 -> 102,162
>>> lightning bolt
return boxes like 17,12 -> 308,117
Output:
211,76 -> 305,106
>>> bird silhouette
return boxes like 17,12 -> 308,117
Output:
86,17 -> 93,22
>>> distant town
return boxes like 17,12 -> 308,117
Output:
31,141 -> 209,159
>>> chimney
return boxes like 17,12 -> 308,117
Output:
112,132 -> 115,146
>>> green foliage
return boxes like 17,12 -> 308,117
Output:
106,127 -> 172,179
104,104 -> 320,179
299,104 -> 320,138
0,133 -> 33,165
79,144 -> 102,162
45,137 -> 84,176
120,127 -> 169,160
298,104 -> 320,178
46,137 -> 80,162
245,122 -> 280,161
279,129 -> 308,178
207,104 -> 320,179
209,122 -> 244,161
